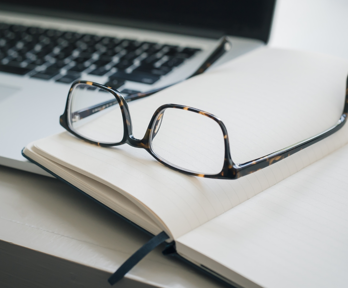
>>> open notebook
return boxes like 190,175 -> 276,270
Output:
23,47 -> 348,288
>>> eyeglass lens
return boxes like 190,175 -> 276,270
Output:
150,108 -> 225,175
68,83 -> 124,144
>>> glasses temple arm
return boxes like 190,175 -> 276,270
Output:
234,75 -> 348,178
126,36 -> 231,102
188,36 -> 231,79
70,98 -> 119,122
344,76 -> 348,114
235,114 -> 347,179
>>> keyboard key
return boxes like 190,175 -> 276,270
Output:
134,64 -> 171,76
74,40 -> 88,50
142,54 -> 161,65
77,52 -> 95,59
140,42 -> 156,50
145,44 -> 163,55
77,84 -> 87,89
120,89 -> 141,96
21,33 -> 34,44
68,63 -> 88,73
3,30 -> 16,40
109,71 -> 160,84
99,51 -> 117,59
88,67 -> 109,76
177,47 -> 201,58
150,67 -> 171,76
162,57 -> 184,68
81,34 -> 101,44
54,52 -> 70,61
6,60 -> 25,67
31,68 -> 60,80
27,27 -> 45,35
73,56 -> 90,63
100,36 -> 117,47
57,38 -> 69,47
114,60 -> 133,71
55,72 -> 81,84
119,39 -> 141,50
10,24 -> 27,33
134,63 -> 155,73
34,50 -> 51,59
119,51 -> 140,62
0,23 -> 10,31
93,59 -> 112,68
104,79 -> 125,90
0,38 -> 7,47
84,47 -> 97,54
94,43 -> 107,53
45,29 -> 63,38
48,60 -> 67,70
62,32 -> 82,41
0,64 -> 32,75
32,58 -> 46,66
162,45 -> 180,57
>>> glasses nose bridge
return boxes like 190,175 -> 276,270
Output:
127,135 -> 144,148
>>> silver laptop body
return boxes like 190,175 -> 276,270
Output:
0,1 -> 275,175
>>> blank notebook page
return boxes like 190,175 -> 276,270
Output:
33,48 -> 348,239
177,143 -> 348,288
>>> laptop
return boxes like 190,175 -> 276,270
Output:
0,0 -> 276,175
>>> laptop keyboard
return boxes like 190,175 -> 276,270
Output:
0,22 -> 201,92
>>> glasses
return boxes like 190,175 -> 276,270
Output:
59,36 -> 348,179
59,77 -> 348,179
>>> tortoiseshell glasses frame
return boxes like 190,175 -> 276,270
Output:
60,78 -> 348,180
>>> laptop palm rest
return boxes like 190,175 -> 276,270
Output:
0,85 -> 20,102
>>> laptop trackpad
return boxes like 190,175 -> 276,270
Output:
0,84 -> 20,102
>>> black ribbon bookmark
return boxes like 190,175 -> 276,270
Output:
108,231 -> 170,285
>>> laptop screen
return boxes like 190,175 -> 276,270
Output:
0,0 -> 275,43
